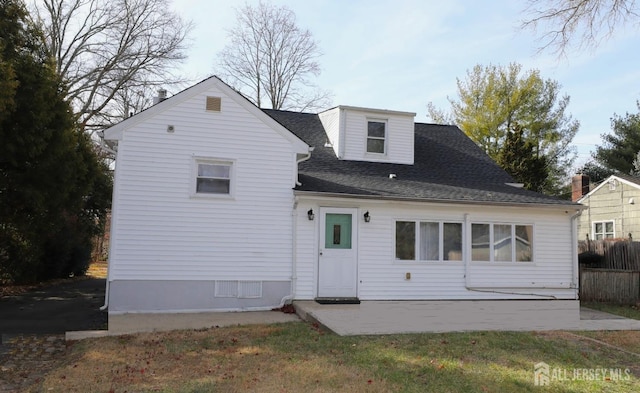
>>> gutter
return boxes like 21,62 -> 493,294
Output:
294,190 -> 584,211
295,147 -> 314,186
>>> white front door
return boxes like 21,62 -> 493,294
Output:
317,208 -> 358,298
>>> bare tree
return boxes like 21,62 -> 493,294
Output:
521,0 -> 640,55
217,1 -> 331,112
31,0 -> 192,132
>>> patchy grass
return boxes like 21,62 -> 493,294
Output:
582,302 -> 640,320
31,322 -> 640,393
86,260 -> 108,279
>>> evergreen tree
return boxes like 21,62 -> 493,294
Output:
578,161 -> 614,184
0,0 -> 111,283
498,124 -> 548,192
594,103 -> 640,175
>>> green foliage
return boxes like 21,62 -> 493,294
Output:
430,62 -> 579,196
594,102 -> 640,175
0,0 -> 111,283
578,161 -> 614,184
498,125 -> 548,192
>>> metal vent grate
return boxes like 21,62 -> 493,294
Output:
206,96 -> 222,112
214,280 -> 237,297
238,281 -> 262,298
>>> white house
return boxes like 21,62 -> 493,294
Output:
103,76 -> 583,329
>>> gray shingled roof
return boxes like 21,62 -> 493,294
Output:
263,109 -> 579,207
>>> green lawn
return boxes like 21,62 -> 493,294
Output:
36,322 -> 640,393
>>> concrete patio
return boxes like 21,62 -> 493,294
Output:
294,300 -> 640,336
66,301 -> 640,340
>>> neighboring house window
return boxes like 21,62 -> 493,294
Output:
471,223 -> 533,262
395,221 -> 463,261
593,221 -> 614,240
193,158 -> 233,196
366,120 -> 386,154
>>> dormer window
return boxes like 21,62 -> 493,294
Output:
367,120 -> 387,154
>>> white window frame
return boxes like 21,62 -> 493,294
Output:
191,157 -> 235,198
366,119 -> 387,155
470,222 -> 534,263
592,220 -> 614,240
394,220 -> 463,263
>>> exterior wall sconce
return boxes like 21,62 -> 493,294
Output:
307,209 -> 315,221
364,211 -> 370,223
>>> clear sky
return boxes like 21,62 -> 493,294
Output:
175,0 -> 640,170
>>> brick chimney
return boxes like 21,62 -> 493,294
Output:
571,174 -> 590,202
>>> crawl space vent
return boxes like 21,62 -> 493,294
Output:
206,96 -> 222,112
214,280 -> 262,298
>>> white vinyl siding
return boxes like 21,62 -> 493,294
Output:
318,107 -> 414,164
343,110 -> 414,164
108,83 -> 302,282
295,198 -> 576,301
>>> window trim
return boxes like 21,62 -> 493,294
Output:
470,222 -> 534,263
365,118 -> 388,155
190,157 -> 235,198
592,220 -> 615,240
394,219 -> 464,263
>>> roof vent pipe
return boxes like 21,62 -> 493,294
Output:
153,89 -> 168,105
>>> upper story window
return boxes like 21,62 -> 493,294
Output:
366,120 -> 387,154
593,221 -> 614,240
193,158 -> 233,196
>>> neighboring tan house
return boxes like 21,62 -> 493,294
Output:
574,173 -> 640,241
103,76 -> 583,329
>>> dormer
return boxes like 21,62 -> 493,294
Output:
318,106 -> 415,165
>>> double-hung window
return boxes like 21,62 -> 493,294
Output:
366,120 -> 387,154
593,221 -> 614,240
193,158 -> 233,196
395,220 -> 463,261
471,223 -> 533,262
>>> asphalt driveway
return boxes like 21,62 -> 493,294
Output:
0,278 -> 107,334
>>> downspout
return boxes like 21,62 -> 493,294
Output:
278,199 -> 299,307
278,147 -> 314,306
570,209 -> 581,299
295,147 -> 314,186
100,141 -> 120,311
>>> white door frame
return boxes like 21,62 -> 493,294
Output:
317,207 -> 358,298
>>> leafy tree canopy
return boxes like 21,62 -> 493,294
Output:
427,62 -> 579,196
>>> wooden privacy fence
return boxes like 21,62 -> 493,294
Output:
578,240 -> 640,270
578,240 -> 640,304
580,268 -> 640,304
